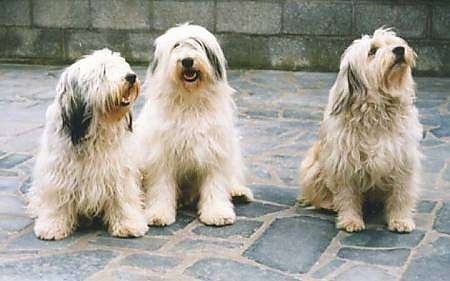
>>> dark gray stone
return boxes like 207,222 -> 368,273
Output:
0,250 -> 116,281
91,0 -> 150,29
170,239 -> 242,254
148,211 -> 195,236
413,42 -> 450,75
249,185 -> 298,206
0,0 -> 30,26
312,259 -> 346,279
120,253 -> 180,272
402,237 -> 450,281
416,200 -> 437,213
0,153 -> 31,169
342,229 -> 425,248
336,265 -> 395,281
218,34 -> 270,69
89,233 -> 167,251
7,230 -> 83,251
33,0 -> 90,28
337,247 -> 410,266
152,1 -> 215,31
0,215 -> 32,232
245,216 -> 338,273
185,258 -> 297,281
354,4 -> 428,38
432,5 -> 450,40
192,219 -> 262,238
431,114 -> 450,138
217,2 -> 281,34
283,1 -> 352,35
235,201 -> 286,218
0,176 -> 21,193
434,202 -> 450,234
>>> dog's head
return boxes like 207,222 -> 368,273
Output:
57,48 -> 140,145
330,28 -> 416,115
149,23 -> 227,92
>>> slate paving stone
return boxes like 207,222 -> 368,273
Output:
185,258 -> 297,281
235,201 -> 286,218
430,115 -> 450,137
0,250 -> 116,281
92,270 -> 166,281
19,177 -> 31,195
341,229 -> 426,248
0,153 -> 31,169
89,233 -> 167,251
434,202 -> 450,234
148,211 -> 195,236
0,215 -> 32,232
312,259 -> 346,279
0,176 -> 21,194
402,237 -> 450,281
192,219 -> 263,239
0,194 -> 25,216
416,200 -> 437,213
245,216 -> 338,273
337,247 -> 410,266
335,265 -> 396,281
249,185 -> 298,206
170,238 -> 242,254
120,253 -> 181,273
7,230 -> 84,251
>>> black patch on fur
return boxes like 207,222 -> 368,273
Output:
60,82 -> 92,145
197,41 -> 223,80
126,112 -> 133,132
150,58 -> 158,74
331,65 -> 366,115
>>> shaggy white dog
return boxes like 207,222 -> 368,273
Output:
298,28 -> 422,233
28,49 -> 148,240
135,24 -> 253,226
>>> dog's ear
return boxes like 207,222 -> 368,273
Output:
330,64 -> 366,115
58,72 -> 93,145
201,43 -> 223,80
126,112 -> 133,132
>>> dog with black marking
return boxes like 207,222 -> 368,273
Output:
28,49 -> 148,240
134,24 -> 253,226
298,28 -> 422,233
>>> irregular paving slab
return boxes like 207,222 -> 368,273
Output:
402,237 -> 450,281
341,229 -> 425,248
0,215 -> 32,232
170,239 -> 242,254
7,230 -> 83,251
434,202 -> 450,234
249,185 -> 298,206
120,253 -> 181,273
245,216 -> 338,273
337,247 -> 410,266
416,200 -> 437,213
0,153 -> 31,169
335,265 -> 396,281
312,259 -> 346,279
192,219 -> 263,238
0,194 -> 25,215
0,250 -> 116,281
91,270 -> 166,281
89,233 -> 167,251
185,258 -> 297,281
148,211 -> 195,236
0,176 -> 21,194
235,201 -> 287,218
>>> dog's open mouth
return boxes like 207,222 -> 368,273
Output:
182,69 -> 199,82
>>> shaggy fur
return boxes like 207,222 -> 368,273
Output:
134,24 -> 253,226
28,49 -> 148,240
298,28 -> 422,233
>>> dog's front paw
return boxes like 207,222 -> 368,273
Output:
337,217 -> 365,233
388,218 -> 415,233
34,217 -> 73,240
230,185 -> 254,202
145,206 -> 176,226
110,218 -> 149,237
199,202 -> 236,226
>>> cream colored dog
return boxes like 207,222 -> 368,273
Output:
298,28 -> 422,233
134,24 -> 253,226
28,49 -> 148,240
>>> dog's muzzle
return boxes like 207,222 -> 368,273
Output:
181,57 -> 199,82
121,73 -> 139,106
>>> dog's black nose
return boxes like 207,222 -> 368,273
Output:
181,58 -> 194,68
125,73 -> 136,84
393,46 -> 405,58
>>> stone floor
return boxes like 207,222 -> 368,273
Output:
0,64 -> 449,281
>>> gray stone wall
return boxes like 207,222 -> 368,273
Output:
0,0 -> 449,76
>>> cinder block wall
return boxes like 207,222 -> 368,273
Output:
0,0 -> 449,76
